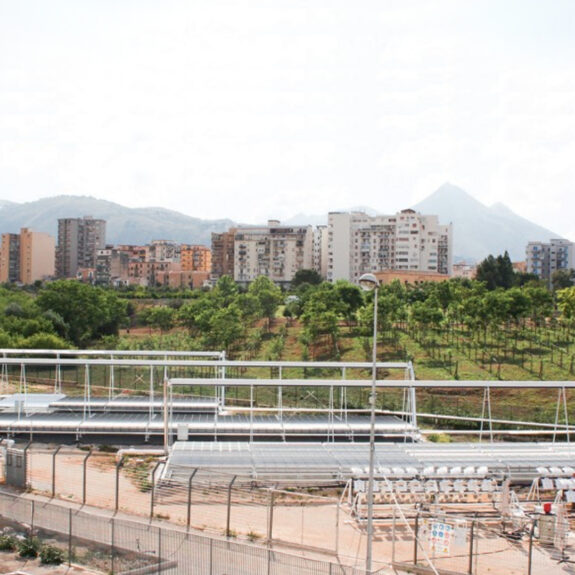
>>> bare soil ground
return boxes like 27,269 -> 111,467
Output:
0,552 -> 100,575
19,445 -> 575,574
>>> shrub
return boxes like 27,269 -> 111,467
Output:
18,536 -> 41,558
428,433 -> 451,443
0,534 -> 17,551
247,530 -> 261,542
40,544 -> 65,565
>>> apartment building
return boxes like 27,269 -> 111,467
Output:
526,239 -> 574,282
181,244 -> 212,272
0,233 -> 20,283
211,230 -> 236,279
327,209 -> 452,283
313,225 -> 329,279
56,216 -> 106,278
93,241 -> 212,288
148,240 -> 180,263
95,247 -> 130,286
228,221 -> 314,287
0,229 -> 55,284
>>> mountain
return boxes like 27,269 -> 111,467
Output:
0,196 -> 234,246
411,183 -> 559,262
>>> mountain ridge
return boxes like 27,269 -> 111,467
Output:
0,195 -> 234,246
0,185 -> 560,261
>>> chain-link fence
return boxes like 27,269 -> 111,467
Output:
0,491 -> 369,575
6,444 -> 575,574
23,445 -> 349,557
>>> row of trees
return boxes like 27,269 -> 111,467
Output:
2,252 -> 575,356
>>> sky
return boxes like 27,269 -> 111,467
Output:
1,0 -> 575,237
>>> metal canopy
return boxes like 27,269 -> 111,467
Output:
165,441 -> 575,483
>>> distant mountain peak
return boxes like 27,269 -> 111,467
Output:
412,183 -> 558,261
418,182 -> 485,210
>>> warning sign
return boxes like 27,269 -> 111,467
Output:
429,521 -> 454,554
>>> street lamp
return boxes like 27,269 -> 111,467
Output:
358,273 -> 380,574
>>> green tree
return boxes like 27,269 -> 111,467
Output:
475,251 -> 515,290
212,276 -> 239,307
141,306 -> 176,333
36,281 -> 128,346
333,281 -> 363,326
291,269 -> 323,288
178,296 -> 218,335
205,304 -> 243,352
552,269 -> 575,291
248,276 -> 282,329
300,283 -> 342,356
557,287 -> 575,323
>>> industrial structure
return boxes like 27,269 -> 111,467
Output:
0,349 -> 574,489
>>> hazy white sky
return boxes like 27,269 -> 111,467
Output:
1,0 -> 574,237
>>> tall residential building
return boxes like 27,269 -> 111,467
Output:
313,225 -> 329,279
211,229 -> 236,279
56,216 -> 106,278
0,234 -> 20,283
327,209 -> 452,283
181,244 -> 212,272
20,228 -> 56,284
526,239 -> 574,283
214,221 -> 313,286
0,229 -> 55,284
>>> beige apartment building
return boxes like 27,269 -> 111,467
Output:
327,209 -> 452,283
181,244 -> 211,272
232,221 -> 314,287
0,228 -> 55,284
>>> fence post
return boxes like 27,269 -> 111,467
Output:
209,537 -> 213,575
226,475 -> 237,537
468,519 -> 475,575
51,445 -> 63,498
23,441 -> 32,490
149,459 -> 164,520
30,499 -> 35,535
267,490 -> 275,545
413,512 -> 419,566
186,468 -> 198,531
110,517 -> 115,575
82,448 -> 93,506
68,507 -> 73,567
335,501 -> 340,556
157,527 -> 162,575
527,518 -> 535,575
392,507 -> 396,564
115,456 -> 125,514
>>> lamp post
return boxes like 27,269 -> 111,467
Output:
358,272 -> 380,574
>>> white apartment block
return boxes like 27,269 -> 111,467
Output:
313,225 -> 329,278
234,221 -> 314,286
526,239 -> 574,282
327,209 -> 452,283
